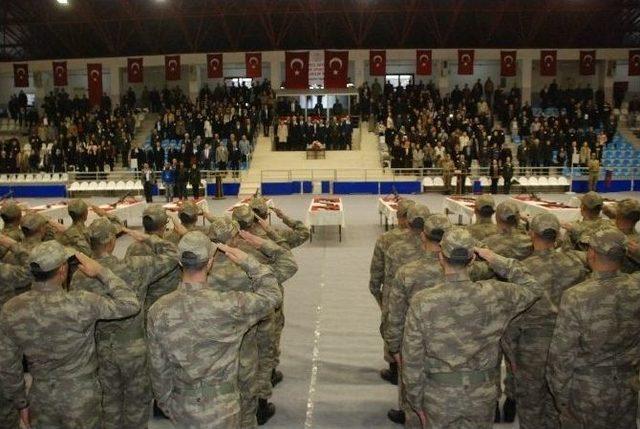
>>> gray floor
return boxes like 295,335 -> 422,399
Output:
25,191 -> 640,428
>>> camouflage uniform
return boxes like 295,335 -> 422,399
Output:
605,199 -> 640,274
0,241 -> 140,429
147,232 -> 283,429
505,213 -> 589,429
481,201 -> 533,261
249,197 -> 311,249
0,202 -> 24,261
164,201 -> 207,244
547,229 -> 640,429
564,192 -> 612,249
69,218 -> 179,429
402,228 -> 541,429
466,195 -> 498,241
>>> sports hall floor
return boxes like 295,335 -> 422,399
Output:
24,191 -> 640,428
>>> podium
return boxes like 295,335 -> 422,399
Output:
214,173 -> 225,200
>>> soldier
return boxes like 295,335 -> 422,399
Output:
441,153 -> 455,195
562,191 -> 612,250
249,197 -> 311,249
0,202 -> 24,261
547,228 -> 640,429
587,152 -> 600,192
164,200 -> 205,244
466,195 -> 498,241
58,198 -> 123,256
0,241 -> 139,429
603,198 -> 640,273
69,218 -> 180,429
506,213 -> 589,429
147,231 -> 282,429
380,204 -> 430,385
402,228 -> 541,429
482,200 -> 533,260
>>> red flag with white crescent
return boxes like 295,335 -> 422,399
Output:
500,51 -> 517,77
629,50 -> 640,76
369,50 -> 386,76
53,61 -> 68,86
579,50 -> 596,76
245,53 -> 262,78
285,51 -> 309,89
87,63 -> 103,107
540,50 -> 557,76
127,58 -> 143,83
13,64 -> 29,87
458,49 -> 474,75
324,50 -> 349,88
165,55 -> 181,81
207,53 -> 223,78
416,50 -> 432,75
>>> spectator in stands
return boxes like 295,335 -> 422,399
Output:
216,140 -> 229,171
161,162 -> 175,202
490,159 -> 500,194
229,140 -> 242,177
189,164 -> 202,198
142,162 -> 155,203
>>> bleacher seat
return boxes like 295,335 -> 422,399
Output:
79,182 -> 90,191
516,177 -> 528,186
69,182 -> 81,192
116,181 -> 127,190
498,177 -> 505,186
107,181 -> 117,190
433,177 -> 444,186
480,176 -> 490,186
557,177 -> 569,186
125,180 -> 136,190
527,177 -> 539,186
97,181 -> 108,190
537,177 -> 549,186
548,177 -> 558,186
422,177 -> 434,187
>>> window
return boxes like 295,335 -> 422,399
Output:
224,77 -> 252,87
385,74 -> 414,88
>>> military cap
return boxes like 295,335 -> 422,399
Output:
588,228 -> 627,261
530,213 -> 560,239
67,199 -> 88,216
21,213 -> 48,232
441,227 -> 476,262
475,195 -> 495,210
28,240 -> 74,272
423,213 -> 451,242
249,197 -> 269,215
396,199 -> 415,217
580,191 -> 603,210
233,205 -> 254,226
496,200 -> 519,222
179,201 -> 201,220
178,231 -> 217,267
207,216 -> 239,244
88,217 -> 118,244
407,204 -> 430,225
0,202 -> 22,220
617,199 -> 640,221
143,204 -> 168,228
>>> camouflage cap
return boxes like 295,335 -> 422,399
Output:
0,202 -> 22,220
423,213 -> 451,242
496,200 -> 519,222
441,227 -> 476,261
475,195 -> 495,210
249,197 -> 269,215
28,240 -> 74,272
67,199 -> 88,216
530,213 -> 560,237
178,231 -> 217,267
232,205 -> 254,226
617,199 -> 640,220
88,217 -> 118,244
396,199 -> 415,217
588,228 -> 627,261
207,216 -> 239,244
143,204 -> 168,228
580,191 -> 603,210
407,204 -> 431,228
21,212 -> 48,232
180,201 -> 201,219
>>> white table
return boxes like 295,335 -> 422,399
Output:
510,196 -> 580,223
93,200 -> 147,226
306,197 -> 345,242
377,198 -> 398,231
444,197 -> 477,225
31,202 -> 70,224
568,196 -> 617,211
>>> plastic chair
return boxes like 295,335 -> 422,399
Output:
422,177 -> 434,187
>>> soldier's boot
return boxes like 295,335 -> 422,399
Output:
387,409 -> 405,424
494,401 -> 501,423
502,397 -> 517,423
271,369 -> 283,387
379,362 -> 398,385
256,398 -> 276,426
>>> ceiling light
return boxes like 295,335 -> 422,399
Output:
56,0 -> 69,5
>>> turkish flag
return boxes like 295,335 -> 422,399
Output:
369,50 -> 386,76
165,55 -> 181,81
540,50 -> 557,76
207,54 -> 223,78
87,63 -> 103,107
630,50 -> 640,76
246,53 -> 262,78
416,50 -> 432,75
127,58 -> 143,83
458,50 -> 474,75
580,50 -> 596,76
53,61 -> 68,86
500,51 -> 517,77
324,50 -> 349,88
285,52 -> 309,89
13,64 -> 29,87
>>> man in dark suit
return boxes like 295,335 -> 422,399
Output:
141,162 -> 155,203
260,106 -> 271,137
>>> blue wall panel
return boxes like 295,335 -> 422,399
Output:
571,180 -> 634,193
321,181 -> 331,194
205,183 -> 240,196
302,181 -> 313,193
333,182 -> 378,194
379,181 -> 421,194
0,185 -> 66,198
262,182 -> 297,195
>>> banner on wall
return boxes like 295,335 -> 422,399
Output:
53,61 -> 68,86
127,58 -> 143,83
416,50 -> 432,75
285,51 -> 310,89
629,50 -> 640,76
457,49 -> 474,75
369,50 -> 386,76
500,51 -> 517,77
13,64 -> 29,87
87,63 -> 102,107
324,50 -> 348,88
165,55 -> 181,81
579,50 -> 596,76
207,53 -> 223,78
245,53 -> 262,78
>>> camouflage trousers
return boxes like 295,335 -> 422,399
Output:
0,384 -> 19,429
97,339 -> 152,429
380,285 -> 394,363
397,360 -> 423,429
421,373 -> 498,429
239,326 -> 259,429
558,368 -> 638,429
29,375 -> 101,429
167,385 -> 241,429
255,305 -> 284,400
513,333 -> 558,429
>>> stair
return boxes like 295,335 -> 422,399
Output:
238,181 -> 260,197
133,113 -> 159,149
618,126 -> 640,151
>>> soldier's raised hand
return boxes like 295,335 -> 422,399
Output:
0,234 -> 17,249
474,247 -> 496,263
239,229 -> 266,248
75,252 -> 106,278
218,244 -> 248,264
255,215 -> 270,231
270,206 -> 284,219
123,227 -> 148,242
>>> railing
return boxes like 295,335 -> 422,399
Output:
66,170 -> 243,183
